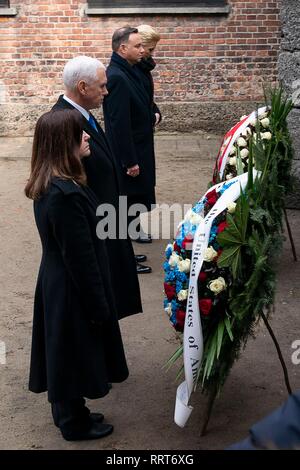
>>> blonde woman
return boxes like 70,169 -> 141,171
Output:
136,24 -> 162,126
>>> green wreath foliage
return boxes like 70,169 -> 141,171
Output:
167,87 -> 294,395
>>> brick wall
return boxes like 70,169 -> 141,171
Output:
0,0 -> 282,135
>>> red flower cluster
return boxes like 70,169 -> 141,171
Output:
175,309 -> 186,331
206,189 -> 218,207
199,298 -> 213,316
164,282 -> 176,301
182,234 -> 193,251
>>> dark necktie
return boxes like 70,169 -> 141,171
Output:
88,114 -> 98,133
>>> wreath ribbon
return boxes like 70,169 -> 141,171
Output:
175,170 -> 259,427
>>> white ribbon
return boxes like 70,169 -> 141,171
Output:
174,170 -> 259,427
218,106 -> 268,180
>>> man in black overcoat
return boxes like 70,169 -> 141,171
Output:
103,27 -> 158,273
52,56 -> 142,319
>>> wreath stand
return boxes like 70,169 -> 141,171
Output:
201,209 -> 297,436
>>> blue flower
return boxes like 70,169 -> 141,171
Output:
171,299 -> 179,313
170,311 -> 177,326
163,298 -> 169,308
165,271 -> 176,282
209,223 -> 218,243
163,261 -> 171,272
165,246 -> 173,260
218,180 -> 236,195
176,280 -> 183,293
193,197 -> 207,214
175,271 -> 187,283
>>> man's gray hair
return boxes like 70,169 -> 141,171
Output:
63,56 -> 105,91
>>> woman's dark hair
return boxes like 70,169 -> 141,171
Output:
25,109 -> 86,200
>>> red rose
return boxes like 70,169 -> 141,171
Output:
217,248 -> 223,259
175,309 -> 186,331
173,242 -> 181,254
206,189 -> 217,206
164,282 -> 176,301
199,271 -> 207,282
217,221 -> 228,233
182,235 -> 193,250
199,298 -> 213,316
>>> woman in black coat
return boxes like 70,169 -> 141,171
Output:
25,109 -> 128,441
136,24 -> 162,127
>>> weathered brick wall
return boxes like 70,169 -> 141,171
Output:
0,0 -> 282,135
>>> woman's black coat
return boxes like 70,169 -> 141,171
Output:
52,96 -> 142,319
29,178 -> 129,403
103,53 -> 156,208
135,57 -> 162,124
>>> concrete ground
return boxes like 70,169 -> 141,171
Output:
0,132 -> 300,450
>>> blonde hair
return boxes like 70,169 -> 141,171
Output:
137,24 -> 160,45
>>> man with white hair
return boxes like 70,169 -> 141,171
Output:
52,56 -> 142,319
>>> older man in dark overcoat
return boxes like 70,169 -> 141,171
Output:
52,56 -> 142,319
103,27 -> 158,274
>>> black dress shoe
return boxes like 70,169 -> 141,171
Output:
135,254 -> 147,263
134,234 -> 152,243
54,412 -> 104,427
136,262 -> 152,274
89,412 -> 104,423
62,422 -> 114,441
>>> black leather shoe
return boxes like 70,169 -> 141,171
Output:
133,234 -> 152,244
89,412 -> 104,423
135,254 -> 147,263
136,262 -> 152,274
54,412 -> 104,427
62,422 -> 114,441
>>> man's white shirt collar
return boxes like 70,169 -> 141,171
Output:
62,95 -> 90,121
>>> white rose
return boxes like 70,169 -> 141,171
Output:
203,246 -> 218,262
229,146 -> 236,155
169,252 -> 181,267
260,131 -> 272,141
227,201 -> 236,213
184,208 -> 194,222
237,137 -> 247,147
229,156 -> 237,166
178,259 -> 191,273
177,289 -> 188,301
240,148 -> 249,159
190,212 -> 203,226
165,303 -> 172,317
260,117 -> 270,128
259,111 -> 268,119
226,173 -> 234,180
241,127 -> 252,138
208,277 -> 227,294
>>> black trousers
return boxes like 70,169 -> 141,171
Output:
51,397 -> 91,434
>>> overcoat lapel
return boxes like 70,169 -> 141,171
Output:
110,54 -> 149,107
